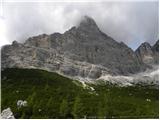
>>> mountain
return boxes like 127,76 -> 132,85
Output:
1,16 -> 159,119
135,40 -> 159,65
2,16 -> 146,80
152,40 -> 159,52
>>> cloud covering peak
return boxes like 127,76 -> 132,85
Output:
1,1 -> 159,50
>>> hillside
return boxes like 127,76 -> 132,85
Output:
1,68 -> 158,119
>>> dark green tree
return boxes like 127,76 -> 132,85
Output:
46,97 -> 55,117
59,99 -> 69,118
97,93 -> 110,118
72,96 -> 84,118
97,102 -> 106,119
27,92 -> 37,106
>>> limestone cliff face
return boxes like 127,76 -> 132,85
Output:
1,16 -> 146,79
135,40 -> 159,65
152,40 -> 159,64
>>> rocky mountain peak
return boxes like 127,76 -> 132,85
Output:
80,16 -> 97,26
152,40 -> 159,52
12,40 -> 19,45
135,42 -> 153,56
11,40 -> 21,48
138,42 -> 152,51
135,41 -> 159,64
77,16 -> 100,33
1,16 -> 147,79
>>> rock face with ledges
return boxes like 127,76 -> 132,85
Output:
152,40 -> 159,64
135,40 -> 159,65
1,16 -> 146,79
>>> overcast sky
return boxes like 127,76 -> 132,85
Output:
0,0 -> 159,50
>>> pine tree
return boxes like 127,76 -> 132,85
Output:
59,99 -> 68,118
27,92 -> 37,106
46,97 -> 59,118
72,96 -> 84,118
97,102 -> 106,119
97,93 -> 109,118
46,97 -> 53,109
44,84 -> 49,91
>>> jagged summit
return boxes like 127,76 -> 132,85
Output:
152,40 -> 159,52
138,42 -> 151,49
2,16 -> 147,79
135,40 -> 159,64
79,16 -> 97,27
77,16 -> 100,33
135,42 -> 153,56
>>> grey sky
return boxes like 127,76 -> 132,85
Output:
2,1 -> 159,50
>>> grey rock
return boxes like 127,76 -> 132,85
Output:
1,16 -> 147,79
152,40 -> 159,52
1,108 -> 15,119
17,100 -> 27,108
152,40 -> 159,64
24,34 -> 50,48
135,41 -> 159,65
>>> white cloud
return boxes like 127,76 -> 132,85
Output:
1,1 -> 159,50
0,18 -> 10,47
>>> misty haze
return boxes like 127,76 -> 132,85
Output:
1,0 -> 159,119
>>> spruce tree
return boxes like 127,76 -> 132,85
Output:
59,99 -> 68,118
72,96 -> 84,118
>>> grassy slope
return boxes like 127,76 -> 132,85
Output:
1,68 -> 159,119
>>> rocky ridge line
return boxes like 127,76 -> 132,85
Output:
1,16 -> 150,80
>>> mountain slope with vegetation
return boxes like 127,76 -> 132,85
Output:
1,68 -> 158,119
